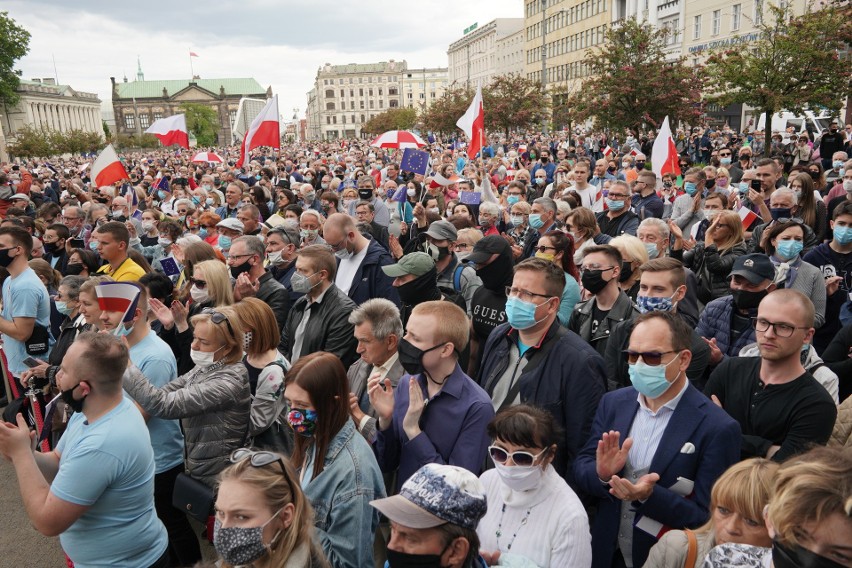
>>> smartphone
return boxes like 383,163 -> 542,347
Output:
750,179 -> 762,191
24,356 -> 42,368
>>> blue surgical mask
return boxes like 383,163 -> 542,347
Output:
776,239 -> 803,260
833,160 -> 844,170
89,240 -> 99,251
507,195 -> 521,206
738,181 -> 749,194
636,292 -> 677,314
684,182 -> 698,196
528,213 -> 545,229
157,190 -> 167,200
199,227 -> 208,238
605,198 -> 624,211
206,197 -> 214,206
218,235 -> 232,250
510,215 -> 525,226
55,301 -> 74,316
834,225 -> 852,245
628,356 -> 680,398
643,242 -> 659,258
720,157 -> 732,165
505,296 -> 550,330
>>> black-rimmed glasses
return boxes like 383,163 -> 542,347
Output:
751,317 -> 809,338
505,286 -> 552,303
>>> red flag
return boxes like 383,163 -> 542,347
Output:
145,114 -> 189,149
189,51 -> 199,57
738,206 -> 758,229
237,95 -> 280,168
651,116 -> 681,178
91,144 -> 129,187
456,86 -> 484,159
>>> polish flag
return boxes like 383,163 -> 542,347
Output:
190,51 -> 199,57
651,116 -> 681,178
738,206 -> 759,229
602,145 -> 613,157
429,171 -> 460,189
237,95 -> 280,168
456,86 -> 484,160
145,114 -> 189,149
91,144 -> 129,187
95,282 -> 141,334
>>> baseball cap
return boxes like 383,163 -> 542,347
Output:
370,463 -> 487,531
425,220 -> 457,242
728,253 -> 775,284
382,252 -> 435,278
465,235 -> 511,266
9,193 -> 29,202
216,218 -> 245,234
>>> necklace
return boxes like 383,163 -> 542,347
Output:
495,504 -> 533,551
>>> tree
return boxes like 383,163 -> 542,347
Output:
0,12 -> 30,108
567,18 -> 704,134
179,102 -> 218,146
7,126 -> 51,158
361,107 -> 418,134
483,74 -> 549,136
420,85 -> 474,135
8,126 -> 108,158
704,3 -> 852,157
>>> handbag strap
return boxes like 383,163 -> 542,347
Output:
683,529 -> 698,568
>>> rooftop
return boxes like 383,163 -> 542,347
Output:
114,78 -> 266,99
319,60 -> 408,75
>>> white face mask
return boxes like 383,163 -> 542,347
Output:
190,348 -> 218,367
703,209 -> 720,220
141,221 -> 156,232
190,284 -> 209,303
493,461 -> 544,492
267,250 -> 284,266
844,180 -> 852,193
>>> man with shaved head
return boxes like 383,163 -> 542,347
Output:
323,213 -> 399,306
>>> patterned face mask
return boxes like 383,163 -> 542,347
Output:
213,509 -> 282,566
286,408 -> 318,437
243,330 -> 253,351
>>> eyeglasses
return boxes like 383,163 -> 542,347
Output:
623,350 -> 678,366
579,265 -> 615,274
505,286 -> 552,302
607,193 -> 630,200
488,445 -> 547,467
201,307 -> 234,337
190,277 -> 207,289
751,317 -> 809,338
536,245 -> 557,253
230,448 -> 296,497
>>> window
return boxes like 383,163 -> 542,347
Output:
389,88 -> 398,96
350,101 -> 355,110
342,115 -> 346,124
338,79 -> 343,85
326,116 -> 331,124
326,102 -> 335,110
732,4 -> 741,30
351,115 -> 355,123
693,15 -> 702,39
360,114 -> 365,123
671,18 -> 680,44
712,10 -> 720,35
325,89 -> 334,98
368,88 -> 373,96
138,113 -> 150,128
124,114 -> 135,129
379,88 -> 383,95
359,88 -> 364,96
227,110 -> 235,124
369,100 -> 374,109
379,100 -> 384,108
340,89 -> 344,98
389,100 -> 398,108
360,100 -> 365,109
350,89 -> 354,97
754,0 -> 763,25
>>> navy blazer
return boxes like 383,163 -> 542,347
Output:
574,384 -> 741,568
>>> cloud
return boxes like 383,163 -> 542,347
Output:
6,0 -> 520,120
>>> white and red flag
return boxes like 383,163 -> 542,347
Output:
91,144 -> 129,188
602,145 -> 613,157
456,86 -> 484,159
236,95 -> 280,168
738,206 -> 759,229
651,116 -> 681,178
428,170 -> 461,190
145,113 -> 189,149
95,282 -> 141,335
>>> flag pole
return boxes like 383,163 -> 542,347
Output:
189,49 -> 194,79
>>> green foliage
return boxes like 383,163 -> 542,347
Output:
362,107 -> 418,134
704,3 -> 852,156
482,74 -> 549,136
114,134 -> 160,150
567,18 -> 704,133
179,102 -> 218,146
421,85 -> 475,135
7,125 -> 103,158
102,120 -> 111,142
0,11 -> 31,107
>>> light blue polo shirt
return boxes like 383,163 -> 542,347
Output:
53,397 -> 168,567
1,267 -> 52,376
128,329 -> 185,474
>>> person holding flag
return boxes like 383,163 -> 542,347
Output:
456,87 -> 484,160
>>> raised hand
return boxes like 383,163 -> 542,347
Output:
596,430 -> 632,481
367,373 -> 395,430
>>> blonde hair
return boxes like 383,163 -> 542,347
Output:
217,454 -> 328,568
189,306 -> 243,365
713,210 -> 745,252
696,458 -> 779,535
410,301 -> 469,352
610,234 -> 649,266
768,446 -> 852,548
456,228 -> 484,247
192,260 -> 234,307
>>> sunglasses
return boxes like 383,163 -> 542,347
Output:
190,277 -> 207,289
201,307 -> 234,337
230,448 -> 296,497
536,245 -> 557,253
488,445 -> 547,467
623,349 -> 679,366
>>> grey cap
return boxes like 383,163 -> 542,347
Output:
425,220 -> 457,242
216,217 -> 244,233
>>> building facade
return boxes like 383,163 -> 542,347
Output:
306,60 -> 412,140
1,78 -> 102,137
448,18 -> 525,88
110,66 -> 270,144
402,67 -> 449,112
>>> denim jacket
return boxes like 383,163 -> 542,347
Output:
300,419 -> 386,568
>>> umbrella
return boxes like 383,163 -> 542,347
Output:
191,151 -> 224,163
370,130 -> 427,149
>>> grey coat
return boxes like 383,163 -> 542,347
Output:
123,360 -> 250,487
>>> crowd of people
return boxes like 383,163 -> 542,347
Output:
0,119 -> 850,568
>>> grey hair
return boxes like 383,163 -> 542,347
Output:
357,175 -> 376,189
532,197 -> 557,213
174,198 -> 196,212
479,201 -> 499,216
772,187 -> 796,203
233,235 -> 266,257
300,209 -> 323,225
175,234 -> 202,249
555,200 -> 572,217
59,275 -> 87,300
348,298 -> 403,341
638,217 -> 670,241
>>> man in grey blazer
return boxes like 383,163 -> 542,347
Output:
347,298 -> 405,443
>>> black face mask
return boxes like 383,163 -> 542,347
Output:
397,268 -> 441,306
581,269 -> 611,294
229,258 -> 253,279
60,383 -> 86,413
436,246 -> 451,260
65,263 -> 85,276
705,179 -> 716,190
731,288 -> 768,311
358,189 -> 373,200
635,161 -> 645,169
810,171 -> 821,181
476,252 -> 514,291
0,246 -> 19,268
772,540 -> 844,568
397,337 -> 444,376
43,242 -> 58,255
386,547 -> 444,568
619,261 -> 634,283
540,156 -> 549,163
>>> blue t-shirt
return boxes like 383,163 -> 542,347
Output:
128,329 -> 184,473
1,267 -> 53,375
53,397 -> 168,567
557,272 -> 582,326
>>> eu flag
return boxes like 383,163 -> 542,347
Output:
400,148 -> 429,176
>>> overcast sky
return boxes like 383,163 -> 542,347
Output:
7,0 -> 520,121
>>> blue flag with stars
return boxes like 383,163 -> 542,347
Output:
400,148 -> 429,176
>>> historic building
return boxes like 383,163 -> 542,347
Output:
1,78 -> 102,137
447,18 -> 525,88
